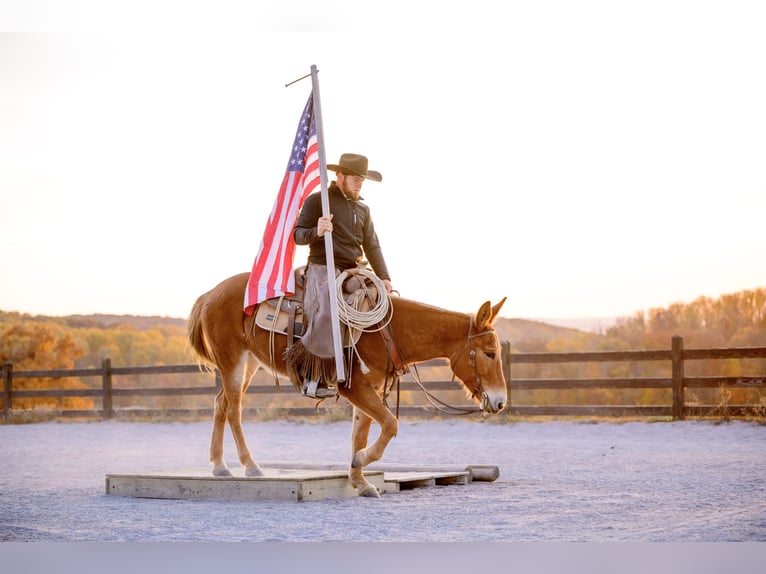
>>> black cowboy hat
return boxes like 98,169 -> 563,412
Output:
327,153 -> 382,182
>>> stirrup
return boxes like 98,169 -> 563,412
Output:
302,380 -> 337,399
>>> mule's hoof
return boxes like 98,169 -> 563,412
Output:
358,485 -> 381,498
245,465 -> 264,477
212,465 -> 232,477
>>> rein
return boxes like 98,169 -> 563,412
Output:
449,318 -> 496,402
389,316 -> 496,417
407,363 -> 484,416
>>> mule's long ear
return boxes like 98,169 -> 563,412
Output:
491,297 -> 507,323
475,297 -> 508,331
475,301 -> 493,331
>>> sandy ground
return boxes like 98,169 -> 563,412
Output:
1,419 -> 765,543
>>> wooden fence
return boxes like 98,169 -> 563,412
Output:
508,336 -> 766,419
2,336 -> 765,421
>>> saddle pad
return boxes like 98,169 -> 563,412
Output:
253,289 -> 376,346
254,300 -> 304,338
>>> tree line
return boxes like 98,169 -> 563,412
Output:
0,313 -> 198,410
1,287 -> 764,412
502,288 -> 766,409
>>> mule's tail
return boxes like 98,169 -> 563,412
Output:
187,293 -> 216,370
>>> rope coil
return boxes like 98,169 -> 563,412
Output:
335,269 -> 393,376
335,269 -> 392,333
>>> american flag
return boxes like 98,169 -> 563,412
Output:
244,93 -> 319,314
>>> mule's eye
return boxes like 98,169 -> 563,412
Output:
484,351 -> 496,360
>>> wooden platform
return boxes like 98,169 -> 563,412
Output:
106,468 -> 386,502
105,464 -> 499,502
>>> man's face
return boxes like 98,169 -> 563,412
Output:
338,172 -> 365,199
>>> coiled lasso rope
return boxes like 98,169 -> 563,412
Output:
335,268 -> 393,374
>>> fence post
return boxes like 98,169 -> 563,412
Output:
102,357 -> 113,419
501,340 -> 512,408
671,335 -> 685,420
2,361 -> 12,418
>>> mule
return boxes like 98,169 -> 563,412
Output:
187,272 -> 507,497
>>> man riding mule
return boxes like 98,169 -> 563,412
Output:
289,153 -> 394,399
187,272 -> 507,496
188,152 -> 509,497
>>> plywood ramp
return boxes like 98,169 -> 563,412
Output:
105,464 -> 499,502
259,462 -> 500,482
106,468 -> 386,503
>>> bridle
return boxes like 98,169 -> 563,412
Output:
447,317 -> 497,412
402,316 -> 497,416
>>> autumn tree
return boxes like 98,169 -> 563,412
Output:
0,319 -> 92,410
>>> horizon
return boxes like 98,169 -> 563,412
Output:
0,304 -> 614,335
6,280 -> 765,335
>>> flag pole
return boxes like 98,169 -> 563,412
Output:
310,64 -> 346,382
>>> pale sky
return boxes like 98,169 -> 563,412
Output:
2,1 -> 765,323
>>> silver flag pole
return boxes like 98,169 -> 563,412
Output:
310,64 -> 346,382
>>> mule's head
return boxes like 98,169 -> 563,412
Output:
449,297 -> 508,414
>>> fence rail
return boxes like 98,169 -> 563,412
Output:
507,336 -> 766,418
2,336 -> 765,420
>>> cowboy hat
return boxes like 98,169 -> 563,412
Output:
327,153 -> 382,182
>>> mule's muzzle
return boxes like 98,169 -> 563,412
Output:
481,392 -> 506,414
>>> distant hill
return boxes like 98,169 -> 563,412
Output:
493,317 -> 596,352
45,313 -> 593,350
2,311 -> 599,353
59,314 -> 188,330
526,317 -> 617,333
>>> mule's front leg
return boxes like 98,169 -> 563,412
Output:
351,409 -> 397,470
347,390 -> 398,497
348,407 -> 379,497
212,355 -> 263,478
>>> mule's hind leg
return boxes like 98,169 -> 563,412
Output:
348,406 -> 379,497
210,387 -> 232,476
226,352 -> 264,477
209,352 -> 263,477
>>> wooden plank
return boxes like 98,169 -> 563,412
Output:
258,462 -> 500,482
105,468 -> 385,502
381,470 -> 469,493
684,376 -> 766,388
510,349 -> 673,364
434,472 -> 470,486
684,347 -> 766,360
389,471 -> 467,487
12,389 -> 103,398
383,473 -> 436,493
510,378 -> 672,390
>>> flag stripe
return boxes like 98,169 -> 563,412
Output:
244,95 -> 318,313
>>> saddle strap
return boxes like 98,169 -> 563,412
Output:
287,304 -> 297,348
380,323 -> 408,378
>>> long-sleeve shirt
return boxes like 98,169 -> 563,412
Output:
294,183 -> 391,281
